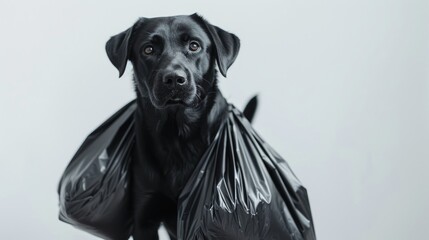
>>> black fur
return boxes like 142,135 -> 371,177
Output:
106,14 -> 241,240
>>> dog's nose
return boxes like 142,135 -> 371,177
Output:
162,71 -> 188,87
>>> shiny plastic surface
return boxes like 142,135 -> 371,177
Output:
58,101 -> 316,240
178,106 -> 316,240
58,101 -> 136,240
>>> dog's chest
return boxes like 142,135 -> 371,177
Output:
154,136 -> 207,197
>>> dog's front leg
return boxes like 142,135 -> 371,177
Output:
132,193 -> 163,240
132,222 -> 160,240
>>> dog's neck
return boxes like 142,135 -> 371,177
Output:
135,90 -> 226,140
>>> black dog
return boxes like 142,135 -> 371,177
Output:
106,14 -> 255,240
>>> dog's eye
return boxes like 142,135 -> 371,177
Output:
143,46 -> 154,55
189,41 -> 200,52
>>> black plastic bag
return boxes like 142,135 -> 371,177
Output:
58,101 -> 136,240
58,101 -> 316,240
178,106 -> 316,240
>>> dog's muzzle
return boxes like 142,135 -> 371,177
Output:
153,69 -> 196,107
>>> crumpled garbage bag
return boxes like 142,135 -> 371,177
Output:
58,101 -> 136,240
58,100 -> 316,240
178,105 -> 316,240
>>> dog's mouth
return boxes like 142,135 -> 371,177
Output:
165,98 -> 187,106
151,87 -> 199,109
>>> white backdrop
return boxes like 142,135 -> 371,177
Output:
0,0 -> 428,239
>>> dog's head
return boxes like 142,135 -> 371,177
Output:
106,14 -> 240,109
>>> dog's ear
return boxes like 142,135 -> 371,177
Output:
105,19 -> 142,78
192,14 -> 240,77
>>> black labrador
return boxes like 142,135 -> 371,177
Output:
106,13 -> 256,240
